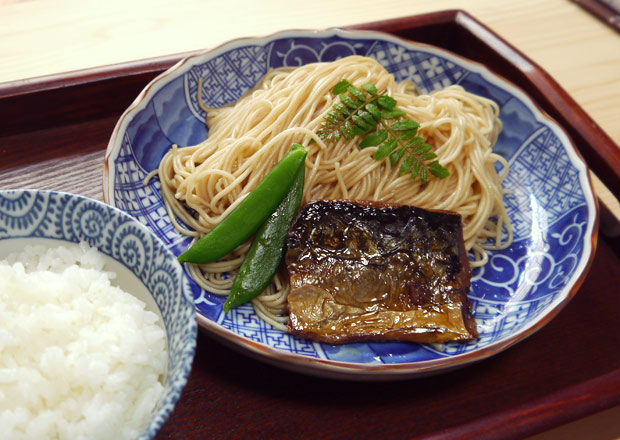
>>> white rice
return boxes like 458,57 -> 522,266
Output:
0,242 -> 167,440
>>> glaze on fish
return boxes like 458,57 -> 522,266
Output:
285,200 -> 478,344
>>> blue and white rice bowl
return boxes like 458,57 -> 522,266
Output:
104,29 -> 597,380
0,189 -> 197,438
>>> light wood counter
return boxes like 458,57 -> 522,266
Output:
0,0 -> 618,438
1,0 -> 619,219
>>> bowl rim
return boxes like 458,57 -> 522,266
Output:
0,188 -> 198,427
102,28 -> 598,379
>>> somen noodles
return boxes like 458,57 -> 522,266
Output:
150,55 -> 512,330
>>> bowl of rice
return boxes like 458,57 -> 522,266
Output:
0,189 -> 197,440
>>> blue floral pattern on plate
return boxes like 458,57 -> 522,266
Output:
0,190 -> 197,438
104,29 -> 596,377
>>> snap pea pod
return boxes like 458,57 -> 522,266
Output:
223,158 -> 305,312
177,144 -> 307,264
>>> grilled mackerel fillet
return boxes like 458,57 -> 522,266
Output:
285,200 -> 478,344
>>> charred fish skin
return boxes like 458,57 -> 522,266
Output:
285,200 -> 478,345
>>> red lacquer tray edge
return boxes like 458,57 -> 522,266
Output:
1,9 -> 617,213
0,9 -> 618,438
418,369 -> 620,440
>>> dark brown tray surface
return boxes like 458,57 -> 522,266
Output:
1,9 -> 619,440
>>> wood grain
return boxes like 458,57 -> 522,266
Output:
0,6 -> 619,439
1,0 -> 618,225
0,0 -> 618,146
571,0 -> 620,33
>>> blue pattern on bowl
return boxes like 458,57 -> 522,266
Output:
105,29 -> 596,376
0,189 -> 197,438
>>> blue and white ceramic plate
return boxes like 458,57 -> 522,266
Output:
104,29 -> 597,380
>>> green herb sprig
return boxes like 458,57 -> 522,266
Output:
317,79 -> 449,184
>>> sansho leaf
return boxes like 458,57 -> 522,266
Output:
332,79 -> 351,95
318,78 -> 451,184
360,129 -> 388,148
374,139 -> 398,160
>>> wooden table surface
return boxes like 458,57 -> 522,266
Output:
1,0 -> 619,438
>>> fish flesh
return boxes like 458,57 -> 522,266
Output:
285,200 -> 478,344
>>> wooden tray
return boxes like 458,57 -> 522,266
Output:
1,10 -> 619,439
